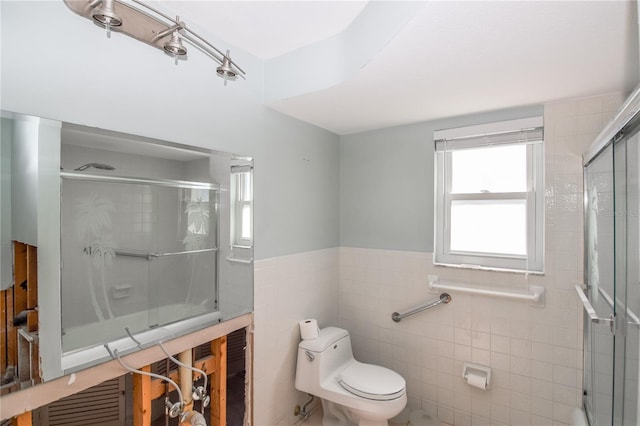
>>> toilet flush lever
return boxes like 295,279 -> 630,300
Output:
305,351 -> 315,362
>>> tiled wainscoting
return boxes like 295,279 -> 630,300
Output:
251,92 -> 625,426
253,248 -> 339,425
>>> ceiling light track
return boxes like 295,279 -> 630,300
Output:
65,0 -> 245,83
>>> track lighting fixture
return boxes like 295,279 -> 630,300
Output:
217,50 -> 237,86
65,0 -> 245,84
91,0 -> 122,28
164,30 -> 187,57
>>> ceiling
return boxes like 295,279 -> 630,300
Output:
163,1 -> 639,135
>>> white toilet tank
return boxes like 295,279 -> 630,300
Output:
295,327 -> 354,394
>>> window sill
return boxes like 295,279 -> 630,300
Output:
433,260 -> 545,275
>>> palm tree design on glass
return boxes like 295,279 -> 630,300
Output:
182,194 -> 210,303
75,194 -> 117,321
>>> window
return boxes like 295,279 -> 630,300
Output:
230,164 -> 253,247
434,117 -> 544,272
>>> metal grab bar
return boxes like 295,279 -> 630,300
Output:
392,293 -> 452,322
226,256 -> 254,264
574,284 -> 614,327
84,247 -> 218,260
575,284 -> 616,335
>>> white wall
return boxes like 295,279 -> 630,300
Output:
1,0 -> 341,383
0,1 -> 340,261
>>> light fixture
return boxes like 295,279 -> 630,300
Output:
65,0 -> 245,84
216,50 -> 237,85
164,30 -> 187,57
91,0 -> 122,28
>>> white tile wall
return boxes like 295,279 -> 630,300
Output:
253,248 -> 339,425
338,92 -> 626,426
252,92 -> 626,426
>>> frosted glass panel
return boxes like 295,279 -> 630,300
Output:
61,178 -> 218,352
450,199 -> 526,255
451,145 -> 527,193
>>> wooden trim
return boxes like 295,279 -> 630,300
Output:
133,365 -> 151,426
6,287 -> 15,368
11,411 -> 32,426
13,243 -> 27,315
26,246 -> 37,310
26,311 -> 37,334
1,289 -> 6,375
211,335 -> 227,426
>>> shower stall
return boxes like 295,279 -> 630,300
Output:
580,88 -> 640,425
60,172 -> 219,352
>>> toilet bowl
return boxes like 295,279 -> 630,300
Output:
295,327 -> 407,426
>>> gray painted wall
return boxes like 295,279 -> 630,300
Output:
0,1 -> 340,261
339,105 -> 544,252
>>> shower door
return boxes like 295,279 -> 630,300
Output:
583,128 -> 640,426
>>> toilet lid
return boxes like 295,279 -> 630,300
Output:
338,363 -> 406,401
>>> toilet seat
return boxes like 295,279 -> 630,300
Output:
338,363 -> 405,401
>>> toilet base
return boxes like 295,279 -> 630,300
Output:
320,399 -> 389,426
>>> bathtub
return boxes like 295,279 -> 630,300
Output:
61,303 -> 221,373
572,407 -> 588,426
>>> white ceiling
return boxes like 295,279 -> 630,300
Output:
164,1 -> 639,135
163,1 -> 369,59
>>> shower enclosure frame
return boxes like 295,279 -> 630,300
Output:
581,85 -> 640,426
59,170 -> 221,361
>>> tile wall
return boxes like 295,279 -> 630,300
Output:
338,92 -> 625,426
253,248 -> 339,425
251,92 -> 625,426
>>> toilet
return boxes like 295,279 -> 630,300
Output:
295,327 -> 407,426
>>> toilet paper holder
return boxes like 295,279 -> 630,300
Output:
462,362 -> 491,389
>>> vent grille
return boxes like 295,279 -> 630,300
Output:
39,377 -> 125,426
227,328 -> 246,375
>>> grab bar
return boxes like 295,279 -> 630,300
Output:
428,275 -> 545,307
392,293 -> 452,322
84,247 -> 218,260
574,284 -> 609,324
575,284 -> 640,328
226,256 -> 254,264
575,285 -> 614,333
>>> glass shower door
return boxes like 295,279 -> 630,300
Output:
584,144 -> 616,426
617,132 -> 640,425
583,130 -> 640,425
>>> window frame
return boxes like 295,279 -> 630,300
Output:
434,119 -> 544,273
230,166 -> 253,248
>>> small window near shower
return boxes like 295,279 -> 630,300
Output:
434,117 -> 544,272
228,160 -> 253,263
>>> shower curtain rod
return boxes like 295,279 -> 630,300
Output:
60,171 -> 218,190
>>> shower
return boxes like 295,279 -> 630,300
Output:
579,87 -> 640,425
74,163 -> 115,171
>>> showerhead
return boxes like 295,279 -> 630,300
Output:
74,163 -> 116,172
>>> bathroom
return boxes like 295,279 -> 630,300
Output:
1,1 -> 639,426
